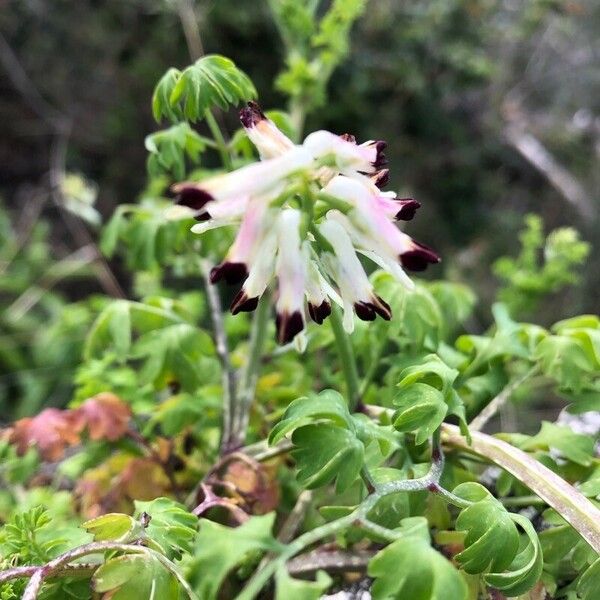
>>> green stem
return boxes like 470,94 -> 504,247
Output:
236,432 -> 459,600
205,109 -> 232,171
329,305 -> 361,410
231,293 -> 271,449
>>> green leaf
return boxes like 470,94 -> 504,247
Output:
269,389 -> 353,445
534,335 -> 594,391
152,68 -> 183,122
188,513 -> 279,600
368,519 -> 468,600
539,523 -> 584,563
84,300 -> 132,362
275,567 -> 332,600
456,303 -> 530,373
291,424 -> 364,492
520,422 -> 595,466
397,354 -> 459,395
169,55 -> 256,122
145,122 -> 206,180
351,413 -> 398,456
100,205 -> 129,257
83,513 -> 141,543
92,553 -> 180,600
577,557 -> 600,600
134,497 -> 197,560
393,383 -> 447,445
453,482 -> 519,574
132,323 -> 215,391
484,514 -> 543,596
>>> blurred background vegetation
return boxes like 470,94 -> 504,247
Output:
1,0 -> 598,419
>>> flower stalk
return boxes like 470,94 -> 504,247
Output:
329,304 -> 361,410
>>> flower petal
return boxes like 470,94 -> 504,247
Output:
172,147 -> 312,203
240,101 -> 295,159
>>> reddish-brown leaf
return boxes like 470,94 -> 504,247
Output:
76,393 -> 131,441
8,408 -> 83,461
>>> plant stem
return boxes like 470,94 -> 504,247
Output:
231,293 -> 271,449
12,541 -> 198,600
200,259 -> 237,454
329,305 -> 361,410
236,432 -> 460,600
205,109 -> 233,171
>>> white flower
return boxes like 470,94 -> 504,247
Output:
169,102 -> 440,344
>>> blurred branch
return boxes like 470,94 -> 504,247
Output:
5,245 -> 97,321
175,0 -> 204,61
0,32 -> 126,298
502,99 -> 594,220
199,259 -> 237,455
0,32 -> 69,133
287,548 -> 374,575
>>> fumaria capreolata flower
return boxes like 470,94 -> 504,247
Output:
169,102 -> 440,348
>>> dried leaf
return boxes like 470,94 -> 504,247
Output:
8,408 -> 83,461
76,393 -> 131,441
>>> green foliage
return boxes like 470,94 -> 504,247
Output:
291,424 -> 364,492
269,389 -> 354,443
453,483 -> 519,574
187,514 -> 279,600
153,55 -> 256,123
145,123 -> 207,180
577,558 -> 600,600
368,517 -> 468,600
519,421 -> 595,467
84,298 -> 214,394
92,553 -> 180,600
2,5 -> 600,599
134,497 -> 197,560
83,513 -> 141,543
0,507 -> 57,564
272,0 -> 367,112
484,514 -> 543,596
494,214 -> 590,316
274,568 -> 332,600
393,354 -> 467,444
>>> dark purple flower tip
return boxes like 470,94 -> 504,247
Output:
394,199 -> 421,221
275,310 -> 304,344
400,241 -> 441,272
354,301 -> 376,321
373,140 -> 388,169
308,301 -> 332,325
340,133 -> 357,144
230,290 -> 259,315
210,262 -> 248,285
172,185 -> 214,211
355,295 -> 392,322
239,101 -> 266,128
371,169 -> 390,189
373,295 -> 392,320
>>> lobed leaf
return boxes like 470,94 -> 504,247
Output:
168,55 -> 256,122
291,424 -> 364,492
368,517 -> 468,600
453,482 -> 519,574
92,553 -> 180,600
275,567 -> 332,600
134,497 -> 197,560
187,513 -> 279,600
269,389 -> 353,445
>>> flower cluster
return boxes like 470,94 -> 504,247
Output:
170,102 -> 440,347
